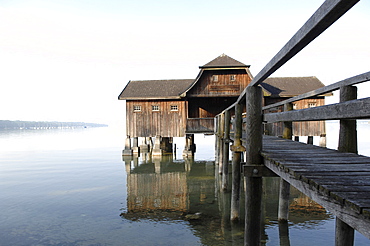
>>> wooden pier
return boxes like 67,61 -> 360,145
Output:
214,0 -> 370,245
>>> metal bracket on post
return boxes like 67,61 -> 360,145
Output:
243,163 -> 278,177
230,145 -> 246,152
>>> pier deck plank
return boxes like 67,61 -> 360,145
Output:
261,135 -> 370,239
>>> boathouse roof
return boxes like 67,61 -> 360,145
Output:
199,54 -> 250,69
261,76 -> 327,97
118,79 -> 194,100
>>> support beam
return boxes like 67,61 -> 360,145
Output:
132,137 -> 140,154
335,85 -> 357,246
244,86 -> 263,246
122,135 -> 133,156
231,103 -> 244,221
139,137 -> 149,152
152,135 -> 163,156
221,110 -> 231,191
218,113 -> 225,174
183,134 -> 195,157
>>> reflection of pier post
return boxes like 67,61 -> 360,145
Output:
122,156 -> 133,173
122,135 -> 133,156
279,221 -> 291,246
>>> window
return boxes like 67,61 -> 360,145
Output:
230,75 -> 236,81
213,75 -> 218,82
308,103 -> 317,108
170,105 -> 178,111
292,103 -> 297,110
152,105 -> 160,111
133,105 -> 141,112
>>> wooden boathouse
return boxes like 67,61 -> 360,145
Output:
118,54 -> 328,156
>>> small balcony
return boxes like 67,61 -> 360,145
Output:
186,118 -> 215,134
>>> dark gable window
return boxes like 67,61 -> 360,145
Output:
170,105 -> 178,111
230,75 -> 236,81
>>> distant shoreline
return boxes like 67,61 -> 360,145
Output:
0,120 -> 108,130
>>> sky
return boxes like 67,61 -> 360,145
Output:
0,0 -> 369,127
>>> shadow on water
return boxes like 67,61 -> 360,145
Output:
120,153 -> 331,246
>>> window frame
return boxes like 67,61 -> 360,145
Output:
152,105 -> 160,111
133,105 -> 142,112
170,105 -> 178,111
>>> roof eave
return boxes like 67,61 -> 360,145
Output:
199,65 -> 251,69
119,96 -> 183,100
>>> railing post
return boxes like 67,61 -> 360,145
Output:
231,103 -> 244,221
222,110 -> 231,191
279,103 -> 292,222
335,85 -> 357,246
244,86 -> 263,246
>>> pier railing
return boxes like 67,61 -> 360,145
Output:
214,0 -> 370,245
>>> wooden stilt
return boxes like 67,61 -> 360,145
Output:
231,103 -> 244,221
335,85 -> 357,246
307,136 -> 314,145
244,86 -> 263,246
132,137 -> 140,154
122,135 -> 133,156
183,134 -> 194,157
152,135 -> 163,156
279,103 -> 292,222
218,113 -> 225,174
221,110 -> 231,191
139,137 -> 149,152
319,133 -> 327,147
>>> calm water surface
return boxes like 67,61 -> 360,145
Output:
0,125 -> 369,245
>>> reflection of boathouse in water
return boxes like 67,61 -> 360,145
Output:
118,54 -> 330,157
121,155 -> 330,244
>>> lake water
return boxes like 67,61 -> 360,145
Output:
0,124 -> 369,245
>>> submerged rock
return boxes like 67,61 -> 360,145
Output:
185,212 -> 202,220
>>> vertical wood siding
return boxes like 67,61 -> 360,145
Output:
187,70 -> 252,97
264,98 -> 326,136
126,100 -> 187,137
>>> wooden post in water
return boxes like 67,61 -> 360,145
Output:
215,115 -> 220,165
244,86 -> 263,246
218,113 -> 225,174
122,135 -> 133,156
221,110 -> 231,191
335,85 -> 357,246
231,103 -> 244,221
132,137 -> 140,154
279,103 -> 292,222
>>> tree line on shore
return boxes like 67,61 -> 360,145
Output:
0,120 -> 108,129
